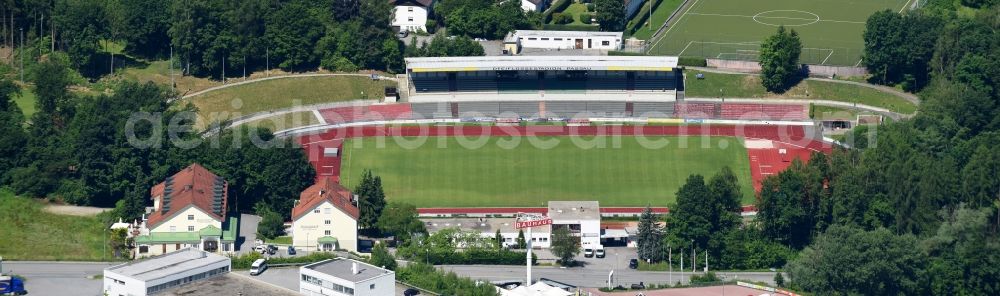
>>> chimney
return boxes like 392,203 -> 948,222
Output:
351,262 -> 358,274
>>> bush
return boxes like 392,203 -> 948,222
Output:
552,13 -> 573,24
541,24 -> 601,31
425,19 -> 437,34
678,56 -> 707,67
544,0 -> 574,23
587,3 -> 596,11
230,252 -> 338,269
580,14 -> 593,24
690,272 -> 721,284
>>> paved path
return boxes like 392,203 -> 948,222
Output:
238,213 -> 262,253
688,66 -> 920,106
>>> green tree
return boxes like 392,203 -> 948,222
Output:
52,0 -> 107,77
787,225 -> 926,295
0,79 -> 25,184
550,226 -> 579,266
255,204 -> 285,240
494,229 -> 503,249
922,206 -> 1000,295
355,170 -> 387,230
636,206 -> 664,262
370,243 -> 397,270
265,0 -> 324,71
517,229 -> 527,249
774,272 -> 785,288
595,0 -> 625,31
376,202 -> 426,243
666,174 -> 712,249
862,11 -> 942,91
115,0 -> 171,58
759,25 -> 802,93
109,227 -> 130,259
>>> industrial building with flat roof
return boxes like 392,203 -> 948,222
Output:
405,56 -> 682,102
103,247 -> 231,296
300,258 -> 395,296
503,30 -> 625,54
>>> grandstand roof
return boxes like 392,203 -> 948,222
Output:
405,56 -> 678,73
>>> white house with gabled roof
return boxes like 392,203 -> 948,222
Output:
291,177 -> 360,252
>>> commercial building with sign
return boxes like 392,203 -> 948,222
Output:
548,201 -> 602,248
404,56 -> 681,102
420,201 -> 603,249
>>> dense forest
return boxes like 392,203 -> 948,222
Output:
0,0 -> 502,81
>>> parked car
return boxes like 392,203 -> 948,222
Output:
266,245 -> 277,255
254,245 -> 267,254
595,247 -> 606,258
630,282 -> 645,290
584,248 -> 594,258
403,288 -> 421,296
628,259 -> 639,269
287,246 -> 296,255
250,259 -> 267,276
397,30 -> 408,38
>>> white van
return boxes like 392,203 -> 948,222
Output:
250,259 -> 267,276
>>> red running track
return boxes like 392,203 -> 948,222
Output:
297,124 -> 832,197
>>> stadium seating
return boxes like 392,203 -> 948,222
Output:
409,102 -> 453,119
632,102 -> 677,118
457,101 -> 501,118
499,101 -> 541,118
675,102 -> 718,119
586,101 -> 628,117
545,101 -> 590,118
720,103 -> 807,120
497,79 -> 539,93
586,78 -> 628,92
454,78 -> 498,92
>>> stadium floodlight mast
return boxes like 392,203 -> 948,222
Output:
515,212 -> 552,286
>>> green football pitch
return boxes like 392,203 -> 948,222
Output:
339,136 -> 754,207
648,0 -> 911,66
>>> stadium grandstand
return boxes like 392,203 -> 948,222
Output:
404,56 -> 682,102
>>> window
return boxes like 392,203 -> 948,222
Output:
187,215 -> 194,220
528,38 -> 537,40
325,230 -> 332,235
407,7 -> 413,12
188,226 -> 195,231
169,226 -> 176,232
408,17 -> 413,22
313,209 -> 320,213
541,38 -> 549,41
554,38 -> 563,41
139,246 -> 149,254
370,284 -> 376,289
602,41 -> 610,46
324,220 -> 331,225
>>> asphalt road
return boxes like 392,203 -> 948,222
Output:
441,265 -> 778,288
238,213 -> 262,253
3,261 -> 113,296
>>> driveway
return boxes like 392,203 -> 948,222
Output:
3,261 -> 112,296
238,214 -> 262,253
234,267 -> 300,292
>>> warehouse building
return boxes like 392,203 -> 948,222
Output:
103,248 -> 230,296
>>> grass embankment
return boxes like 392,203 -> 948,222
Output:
340,136 -> 754,207
0,189 -> 108,261
685,70 -> 917,114
242,111 -> 321,132
263,236 -> 293,245
14,88 -> 36,117
177,76 -> 395,129
549,3 -> 592,25
630,0 -> 685,40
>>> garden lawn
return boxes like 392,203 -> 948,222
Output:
685,70 -> 917,114
179,76 -> 395,129
550,3 -> 591,25
340,136 -> 754,207
0,189 -> 108,261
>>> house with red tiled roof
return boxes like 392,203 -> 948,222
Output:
133,164 -> 237,258
291,177 -> 360,252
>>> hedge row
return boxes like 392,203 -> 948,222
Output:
678,56 -> 707,67
626,0 -> 665,36
541,24 -> 601,31
543,0 -> 574,23
609,51 -> 647,56
229,252 -> 339,269
405,249 -> 538,265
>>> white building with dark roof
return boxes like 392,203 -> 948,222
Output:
300,258 -> 395,296
103,247 -> 231,296
391,0 -> 434,32
521,0 -> 549,12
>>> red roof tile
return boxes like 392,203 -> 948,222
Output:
292,178 -> 360,221
146,164 -> 228,228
